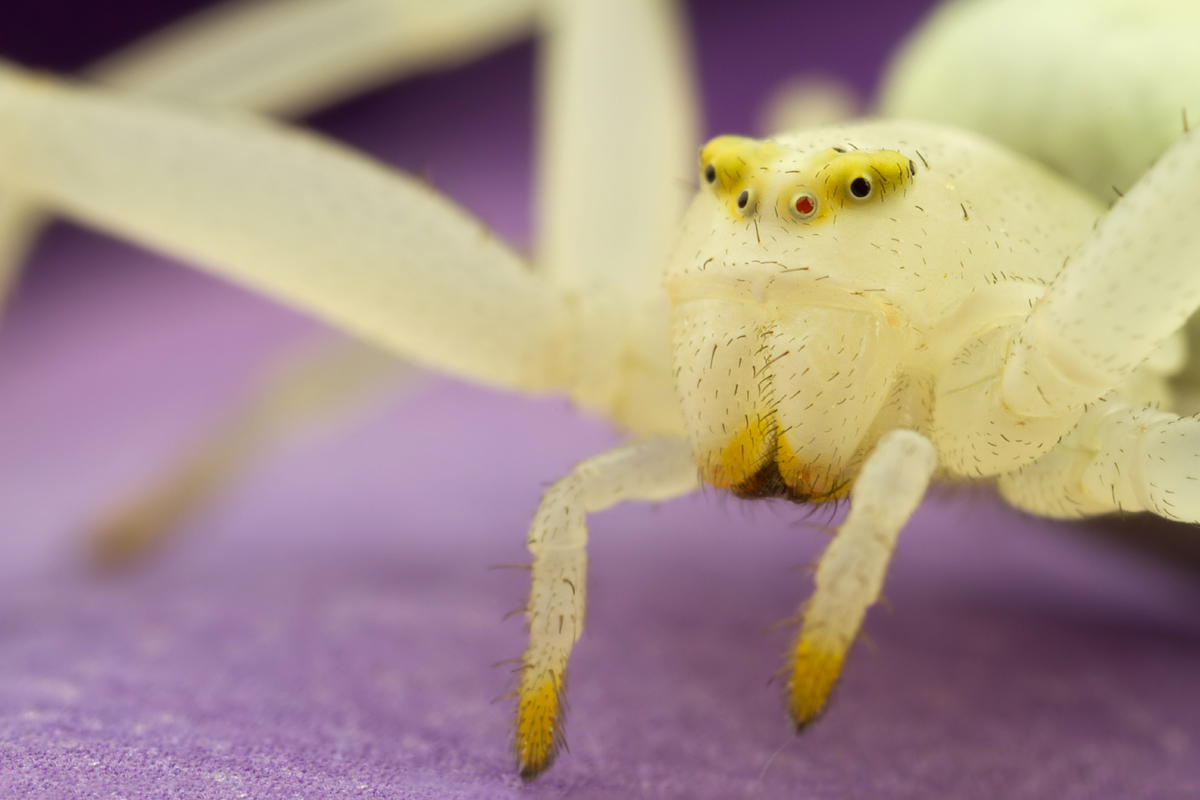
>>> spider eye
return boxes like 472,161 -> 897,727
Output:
849,176 -> 872,199
704,163 -> 717,184
735,188 -> 756,216
790,191 -> 818,220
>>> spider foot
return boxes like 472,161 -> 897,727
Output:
88,494 -> 186,570
514,667 -> 567,780
787,633 -> 845,730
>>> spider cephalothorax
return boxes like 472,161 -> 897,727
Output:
675,134 -> 922,499
668,124 -> 1099,502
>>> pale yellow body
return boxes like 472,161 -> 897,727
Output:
667,119 -> 1200,726
671,126 -> 1102,496
0,0 -> 1198,782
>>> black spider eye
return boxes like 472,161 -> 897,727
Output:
733,187 -> 757,217
849,176 -> 872,199
704,163 -> 716,184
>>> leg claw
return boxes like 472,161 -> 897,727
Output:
787,637 -> 845,730
514,669 -> 566,780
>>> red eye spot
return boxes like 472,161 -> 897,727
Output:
796,195 -> 815,215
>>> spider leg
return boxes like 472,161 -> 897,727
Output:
91,0 -> 538,116
1001,128 -> 1200,419
999,396 -> 1200,523
538,0 -> 696,299
1,0 -> 540,295
0,0 -> 541,308
535,0 -> 696,432
3,0 -> 533,547
0,193 -> 38,308
933,129 -> 1200,477
788,430 -> 937,728
0,65 -> 572,393
0,0 -> 539,499
515,436 -> 699,779
90,339 -> 407,567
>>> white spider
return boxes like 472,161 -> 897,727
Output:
0,0 -> 1198,781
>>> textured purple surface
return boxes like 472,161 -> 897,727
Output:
2,1 -> 1200,798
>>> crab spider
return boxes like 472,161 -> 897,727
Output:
3,0 -> 1200,783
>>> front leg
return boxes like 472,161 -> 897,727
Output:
788,430 -> 937,727
91,0 -> 539,116
934,128 -> 1200,478
0,64 -> 568,394
1002,127 -> 1200,418
516,437 -> 699,779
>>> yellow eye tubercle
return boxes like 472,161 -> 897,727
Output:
699,135 -> 784,217
700,138 -> 917,223
773,147 -> 917,225
813,148 -> 917,208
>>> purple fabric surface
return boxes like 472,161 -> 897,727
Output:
2,1 -> 1200,798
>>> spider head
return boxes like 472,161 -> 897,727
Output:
673,131 -> 921,326
668,120 -> 1102,500
669,126 -> 930,500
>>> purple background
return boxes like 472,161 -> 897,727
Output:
1,1 -> 1200,798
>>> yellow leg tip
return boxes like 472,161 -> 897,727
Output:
89,505 -> 172,570
787,637 -> 845,730
514,670 -> 566,780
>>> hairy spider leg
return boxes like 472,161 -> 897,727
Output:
515,1 -> 699,775
535,0 -> 697,432
0,2 -> 698,774
0,65 -> 573,393
1000,129 -> 1200,419
90,0 -> 537,117
0,0 -> 540,553
538,0 -> 695,301
788,430 -> 937,727
932,130 -> 1200,476
516,437 -> 699,779
0,0 -> 538,309
999,396 -> 1200,523
0,64 -> 574,560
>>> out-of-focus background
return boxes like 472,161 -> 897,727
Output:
0,1 -> 1199,798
